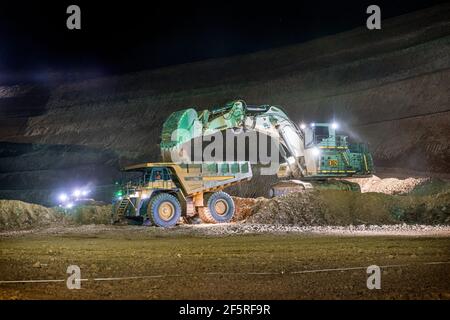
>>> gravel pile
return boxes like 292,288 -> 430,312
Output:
243,190 -> 450,226
0,200 -> 64,231
345,175 -> 428,194
0,200 -> 112,231
232,197 -> 268,221
244,191 -> 325,225
69,204 -> 112,224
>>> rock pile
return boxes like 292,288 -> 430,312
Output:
232,197 -> 268,221
345,175 -> 428,194
0,200 -> 63,231
243,189 -> 450,226
0,200 -> 112,231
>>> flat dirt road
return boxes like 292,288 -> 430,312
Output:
0,226 -> 449,299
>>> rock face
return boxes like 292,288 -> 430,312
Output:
0,4 -> 449,204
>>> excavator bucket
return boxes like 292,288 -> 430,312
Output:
161,108 -> 202,161
160,101 -> 247,162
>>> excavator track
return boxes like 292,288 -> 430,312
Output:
269,179 -> 361,197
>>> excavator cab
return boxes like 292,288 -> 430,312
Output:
302,122 -> 374,178
304,123 -> 345,148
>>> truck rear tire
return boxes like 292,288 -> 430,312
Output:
148,193 -> 181,227
199,191 -> 235,223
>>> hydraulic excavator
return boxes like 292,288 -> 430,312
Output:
160,100 -> 374,196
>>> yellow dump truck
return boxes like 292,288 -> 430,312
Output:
112,162 -> 252,227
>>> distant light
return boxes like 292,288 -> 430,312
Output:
73,189 -> 81,198
59,193 -> 68,202
65,202 -> 74,209
312,147 -> 321,157
331,122 -> 339,130
117,196 -> 123,201
81,190 -> 89,196
300,123 -> 306,130
310,122 -> 316,127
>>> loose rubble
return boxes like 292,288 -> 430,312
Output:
232,196 -> 268,221
184,223 -> 450,236
1,223 -> 449,238
0,200 -> 65,231
242,189 -> 449,226
347,175 -> 425,194
344,175 -> 444,195
0,200 -> 111,231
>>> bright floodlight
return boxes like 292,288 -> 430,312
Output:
331,122 -> 339,130
300,123 -> 306,130
81,190 -> 89,196
59,193 -> 68,202
312,147 -> 321,157
310,122 -> 316,127
65,202 -> 74,209
73,189 -> 81,197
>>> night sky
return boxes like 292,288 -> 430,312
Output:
0,0 -> 446,84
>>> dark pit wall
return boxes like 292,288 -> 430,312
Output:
0,4 -> 449,205
0,142 -> 123,206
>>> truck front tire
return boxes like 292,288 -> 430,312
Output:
148,193 -> 181,227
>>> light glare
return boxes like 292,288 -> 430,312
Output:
312,147 -> 321,157
73,189 -> 81,197
65,202 -> 74,209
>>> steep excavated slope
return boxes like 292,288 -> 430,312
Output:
0,4 -> 449,204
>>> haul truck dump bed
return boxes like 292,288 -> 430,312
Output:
112,162 -> 252,227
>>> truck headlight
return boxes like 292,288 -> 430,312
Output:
58,193 -> 68,202
72,189 -> 81,198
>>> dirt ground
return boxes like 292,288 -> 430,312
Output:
0,225 -> 449,300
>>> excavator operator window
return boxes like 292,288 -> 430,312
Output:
314,126 -> 330,144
